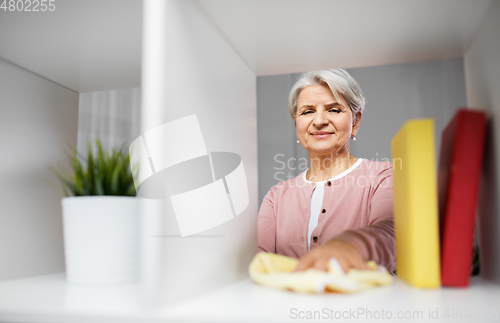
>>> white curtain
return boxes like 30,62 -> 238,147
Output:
77,88 -> 141,156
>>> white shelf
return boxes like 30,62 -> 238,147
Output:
0,273 -> 499,323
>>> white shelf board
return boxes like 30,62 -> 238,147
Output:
0,273 -> 499,323
0,0 -> 495,91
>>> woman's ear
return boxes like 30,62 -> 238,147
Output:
352,112 -> 362,136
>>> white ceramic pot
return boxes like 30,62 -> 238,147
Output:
62,196 -> 139,285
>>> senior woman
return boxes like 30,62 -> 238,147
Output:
258,69 -> 395,273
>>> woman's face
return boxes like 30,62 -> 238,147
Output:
295,84 -> 361,157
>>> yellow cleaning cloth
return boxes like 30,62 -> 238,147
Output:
249,252 -> 393,293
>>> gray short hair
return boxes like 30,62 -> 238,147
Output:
288,69 -> 365,118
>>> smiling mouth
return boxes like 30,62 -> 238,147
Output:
311,132 -> 333,139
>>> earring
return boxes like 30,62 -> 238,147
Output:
351,135 -> 357,141
297,140 -> 300,143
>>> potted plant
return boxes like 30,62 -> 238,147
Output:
51,139 -> 138,285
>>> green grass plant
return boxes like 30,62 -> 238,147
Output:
51,139 -> 137,197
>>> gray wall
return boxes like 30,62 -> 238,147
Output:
257,59 -> 466,203
0,59 -> 79,280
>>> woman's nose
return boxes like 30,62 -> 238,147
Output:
312,111 -> 328,126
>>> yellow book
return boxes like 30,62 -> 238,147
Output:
391,119 -> 441,288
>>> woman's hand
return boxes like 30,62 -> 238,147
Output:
294,240 -> 370,273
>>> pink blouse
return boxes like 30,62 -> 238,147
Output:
257,159 -> 396,272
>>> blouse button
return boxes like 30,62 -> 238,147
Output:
322,209 -> 326,213
313,236 -> 318,243
326,181 -> 331,187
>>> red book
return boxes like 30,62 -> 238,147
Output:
438,109 -> 486,287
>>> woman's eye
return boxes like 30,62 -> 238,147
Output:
301,110 -> 312,115
329,109 -> 340,113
